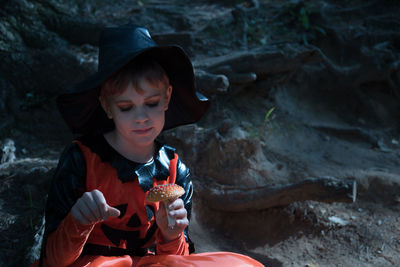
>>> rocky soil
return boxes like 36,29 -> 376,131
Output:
1,0 -> 400,266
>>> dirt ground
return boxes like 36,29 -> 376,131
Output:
191,199 -> 400,266
0,0 -> 399,266
188,101 -> 400,266
208,199 -> 400,266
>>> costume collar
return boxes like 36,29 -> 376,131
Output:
78,134 -> 175,192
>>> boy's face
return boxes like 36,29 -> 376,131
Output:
101,77 -> 172,148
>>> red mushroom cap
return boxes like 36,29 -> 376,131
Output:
145,184 -> 185,203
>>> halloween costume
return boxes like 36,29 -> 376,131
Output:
32,25 -> 263,266
36,134 -> 262,267
41,134 -> 192,266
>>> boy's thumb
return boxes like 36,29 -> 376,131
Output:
107,206 -> 121,217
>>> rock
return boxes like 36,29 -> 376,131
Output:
328,216 -> 349,226
26,216 -> 45,265
1,139 -> 16,164
0,156 -> 55,266
195,69 -> 229,94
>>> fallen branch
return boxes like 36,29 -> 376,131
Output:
196,176 -> 356,212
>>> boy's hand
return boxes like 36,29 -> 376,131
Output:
71,189 -> 120,225
156,198 -> 189,242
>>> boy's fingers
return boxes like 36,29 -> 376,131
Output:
91,190 -> 108,219
175,218 -> 189,229
85,192 -> 103,219
80,198 -> 99,222
168,198 -> 184,210
72,208 -> 90,225
107,205 -> 121,218
78,210 -> 93,225
169,208 -> 187,219
76,200 -> 95,224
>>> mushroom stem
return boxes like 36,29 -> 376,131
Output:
164,200 -> 175,227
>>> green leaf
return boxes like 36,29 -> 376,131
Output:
299,7 -> 310,30
264,107 -> 275,122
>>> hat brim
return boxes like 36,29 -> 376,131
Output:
57,45 -> 209,135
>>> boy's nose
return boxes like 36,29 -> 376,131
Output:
134,108 -> 149,123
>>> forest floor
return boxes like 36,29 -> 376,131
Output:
1,0 -> 400,266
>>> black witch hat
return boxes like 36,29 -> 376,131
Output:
56,25 -> 209,135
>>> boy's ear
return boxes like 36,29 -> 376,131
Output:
99,96 -> 112,119
164,85 -> 173,111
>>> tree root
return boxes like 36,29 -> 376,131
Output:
309,124 -> 379,147
196,177 -> 356,212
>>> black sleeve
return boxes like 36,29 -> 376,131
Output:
174,157 -> 195,253
44,142 -> 87,237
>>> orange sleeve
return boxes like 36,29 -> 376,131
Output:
44,212 -> 95,266
155,229 -> 189,256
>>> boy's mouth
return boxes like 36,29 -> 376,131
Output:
132,127 -> 153,134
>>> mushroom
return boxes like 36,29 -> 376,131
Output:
145,183 -> 185,227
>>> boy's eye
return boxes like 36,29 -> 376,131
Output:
119,106 -> 132,112
147,102 -> 159,108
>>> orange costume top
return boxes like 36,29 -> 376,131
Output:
40,134 -> 193,266
35,134 -> 264,267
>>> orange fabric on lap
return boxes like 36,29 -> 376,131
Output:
137,252 -> 264,267
32,252 -> 264,267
